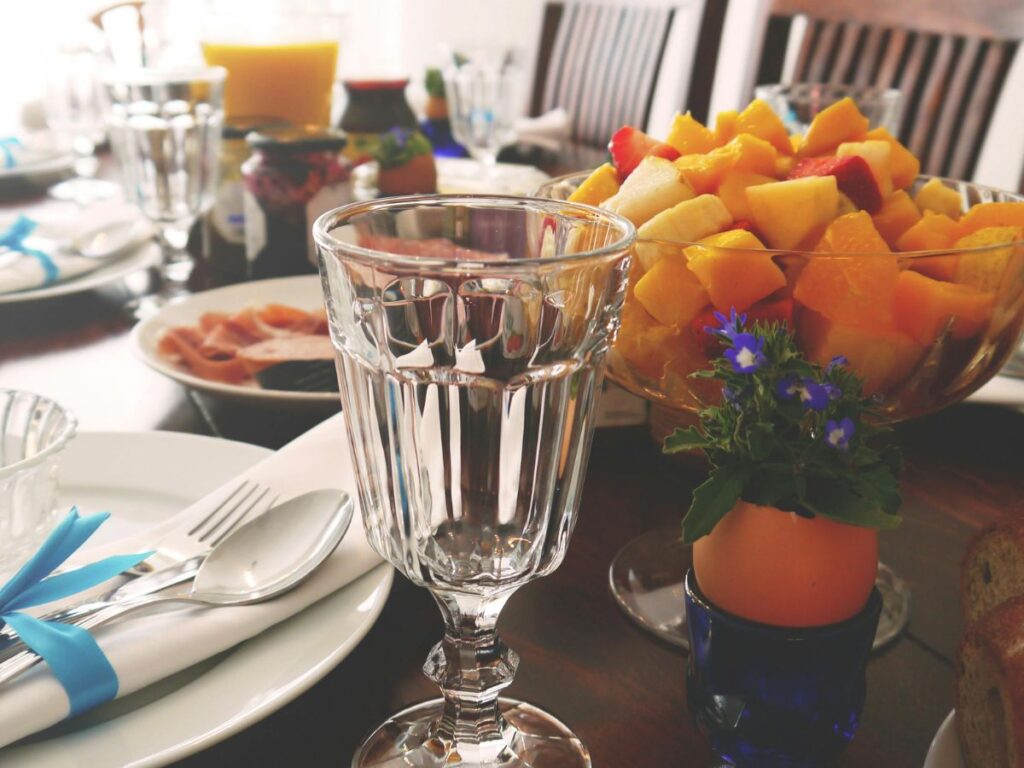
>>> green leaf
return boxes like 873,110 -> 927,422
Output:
683,464 -> 751,543
800,480 -> 901,530
663,427 -> 708,454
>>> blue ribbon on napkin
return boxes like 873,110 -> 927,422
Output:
0,216 -> 59,285
0,508 -> 152,715
0,137 -> 20,169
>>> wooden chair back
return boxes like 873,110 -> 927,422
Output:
761,0 -> 1024,190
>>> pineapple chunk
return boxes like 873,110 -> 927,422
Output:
635,194 -> 733,270
602,156 -> 694,227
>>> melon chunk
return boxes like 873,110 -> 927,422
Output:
717,171 -> 775,221
914,178 -> 963,220
746,176 -> 839,250
685,230 -> 786,311
602,156 -> 694,226
798,309 -> 925,395
634,256 -> 710,327
635,194 -> 732,270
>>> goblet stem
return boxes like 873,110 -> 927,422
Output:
156,221 -> 195,293
424,590 -> 520,762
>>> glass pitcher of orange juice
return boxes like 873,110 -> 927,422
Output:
200,0 -> 343,126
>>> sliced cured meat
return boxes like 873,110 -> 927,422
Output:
160,329 -> 249,383
236,334 -> 335,372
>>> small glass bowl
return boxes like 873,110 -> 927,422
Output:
0,390 -> 77,573
684,569 -> 882,767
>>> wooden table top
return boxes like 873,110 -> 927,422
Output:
2,156 -> 1023,767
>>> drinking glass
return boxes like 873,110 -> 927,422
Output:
104,66 -> 225,314
755,83 -> 904,134
443,48 -> 521,176
44,32 -> 120,202
314,195 -> 634,767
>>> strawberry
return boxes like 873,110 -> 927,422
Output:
608,126 -> 680,181
788,155 -> 883,213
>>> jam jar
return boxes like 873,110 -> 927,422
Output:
338,79 -> 417,162
241,125 -> 352,279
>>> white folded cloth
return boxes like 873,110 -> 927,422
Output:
0,200 -> 152,296
515,108 -> 570,153
0,413 -> 384,748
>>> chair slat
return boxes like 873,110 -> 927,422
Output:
806,19 -> 840,82
875,26 -> 909,86
927,37 -> 982,176
949,41 -> 1004,180
908,34 -> 955,171
853,24 -> 885,85
830,21 -> 862,83
789,15 -> 818,82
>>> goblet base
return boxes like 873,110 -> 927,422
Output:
47,178 -> 119,203
352,698 -> 591,768
608,526 -> 911,651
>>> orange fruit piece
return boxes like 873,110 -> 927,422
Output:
614,301 -> 680,379
693,500 -> 879,627
865,127 -> 920,190
633,255 -> 710,327
736,99 -> 794,155
797,97 -> 869,157
665,112 -> 717,156
568,163 -> 620,206
814,210 -> 891,253
954,226 -> 1024,291
685,230 -> 786,311
797,308 -> 925,395
958,202 -> 1024,235
872,190 -> 922,248
892,270 -> 994,343
897,211 -> 962,251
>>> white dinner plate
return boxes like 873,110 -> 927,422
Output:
131,275 -> 340,411
435,157 -> 551,195
924,710 -> 963,768
0,431 -> 392,767
0,243 -> 160,305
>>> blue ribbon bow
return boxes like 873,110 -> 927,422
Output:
0,215 -> 59,285
0,508 -> 152,715
0,137 -> 20,169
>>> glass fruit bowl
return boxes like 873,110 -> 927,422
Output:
537,173 -> 1024,422
536,172 -> 1024,651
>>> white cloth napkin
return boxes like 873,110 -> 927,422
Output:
0,200 -> 152,296
0,413 -> 384,748
514,108 -> 570,153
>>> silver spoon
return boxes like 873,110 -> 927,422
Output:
0,488 -> 353,688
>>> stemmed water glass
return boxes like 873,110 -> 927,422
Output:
443,48 -> 521,177
314,195 -> 634,767
104,66 -> 225,316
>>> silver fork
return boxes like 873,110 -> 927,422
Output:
0,480 -> 279,656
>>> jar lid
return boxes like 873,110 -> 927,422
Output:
224,116 -> 291,140
246,124 -> 348,152
343,79 -> 410,91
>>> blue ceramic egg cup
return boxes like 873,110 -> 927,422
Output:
684,569 -> 882,767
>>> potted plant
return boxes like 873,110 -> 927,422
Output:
668,309 -> 902,767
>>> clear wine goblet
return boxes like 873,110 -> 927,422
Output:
314,195 -> 634,767
104,65 -> 225,316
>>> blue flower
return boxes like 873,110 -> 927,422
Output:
705,308 -> 747,341
824,417 -> 855,451
827,354 -> 849,372
822,382 -> 842,401
724,333 -> 765,374
776,375 -> 801,400
799,380 -> 830,411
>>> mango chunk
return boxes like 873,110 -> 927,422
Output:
914,178 -> 963,220
737,99 -> 794,155
602,156 -> 694,226
615,301 -> 681,379
872,191 -> 923,248
634,256 -> 710,327
798,310 -> 925,395
892,270 -> 994,344
717,171 -> 775,221
954,226 -> 1024,291
675,134 -> 778,194
685,230 -> 786,311
865,127 -> 920,190
746,176 -> 839,250
635,194 -> 733,271
958,202 -> 1024,235
797,98 -> 869,157
714,110 -> 739,145
568,163 -> 620,207
898,211 -> 961,252
666,112 -> 717,156
815,211 -> 891,253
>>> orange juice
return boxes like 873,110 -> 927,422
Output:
201,41 -> 339,126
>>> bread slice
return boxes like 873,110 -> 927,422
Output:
956,595 -> 1024,768
962,521 -> 1024,626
